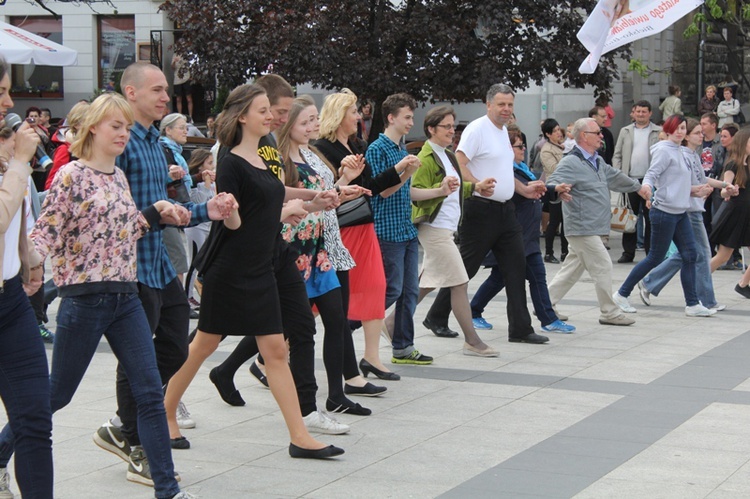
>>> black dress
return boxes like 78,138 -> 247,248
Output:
710,162 -> 750,248
199,152 -> 286,335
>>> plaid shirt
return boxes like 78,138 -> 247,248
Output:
117,122 -> 209,289
366,133 -> 418,243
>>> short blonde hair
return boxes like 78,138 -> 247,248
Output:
318,89 -> 358,141
70,93 -> 134,160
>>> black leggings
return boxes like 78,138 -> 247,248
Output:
545,201 -> 568,256
310,287 -> 353,401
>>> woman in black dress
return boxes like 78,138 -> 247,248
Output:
709,127 -> 750,298
163,84 -> 343,459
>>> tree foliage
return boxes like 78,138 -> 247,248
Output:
5,0 -> 118,18
160,0 -> 627,105
684,0 -> 750,38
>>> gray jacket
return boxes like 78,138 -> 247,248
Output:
612,122 -> 662,177
548,147 -> 642,237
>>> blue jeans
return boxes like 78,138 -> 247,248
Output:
619,208 -> 699,306
0,292 -> 179,499
0,275 -> 52,499
643,212 -> 717,307
470,253 -> 558,327
380,238 -> 419,353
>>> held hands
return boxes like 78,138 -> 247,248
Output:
207,192 -> 239,221
154,200 -> 191,226
168,165 -> 185,181
723,183 -> 739,198
638,184 -> 652,202
14,122 -> 41,164
201,169 -> 216,186
308,189 -> 340,212
396,155 -> 421,176
338,184 -> 372,203
23,265 -> 43,296
339,154 -> 366,182
555,183 -> 573,202
440,176 -> 460,196
282,198 -> 308,226
475,177 -> 496,197
697,183 -> 714,199
522,180 -> 547,199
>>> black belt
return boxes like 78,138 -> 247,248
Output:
468,196 -> 508,205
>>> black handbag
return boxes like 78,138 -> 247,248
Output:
336,196 -> 373,228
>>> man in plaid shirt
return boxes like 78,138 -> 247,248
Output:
93,61 -> 237,485
366,93 -> 432,365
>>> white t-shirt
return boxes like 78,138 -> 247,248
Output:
629,126 -> 651,178
426,141 -> 461,231
2,176 -> 34,280
457,115 -> 515,202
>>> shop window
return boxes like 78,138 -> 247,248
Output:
98,15 -> 136,92
9,16 -> 64,99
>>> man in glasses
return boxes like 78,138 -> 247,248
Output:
612,100 -> 662,263
546,118 -> 650,326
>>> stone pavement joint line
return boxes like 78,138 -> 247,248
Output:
440,330 -> 750,498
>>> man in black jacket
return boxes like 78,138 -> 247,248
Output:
589,106 -> 614,165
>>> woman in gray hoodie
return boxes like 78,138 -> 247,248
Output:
613,115 -> 716,317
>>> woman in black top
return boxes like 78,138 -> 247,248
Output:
163,84 -> 343,459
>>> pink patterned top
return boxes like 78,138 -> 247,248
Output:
31,160 -> 160,297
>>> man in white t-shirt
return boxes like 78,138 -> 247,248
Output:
423,84 -> 550,344
612,100 -> 661,263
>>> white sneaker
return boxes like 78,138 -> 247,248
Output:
177,400 -> 196,429
710,304 -> 727,312
686,304 -> 716,317
637,281 -> 651,306
613,292 -> 637,313
0,468 -> 14,499
303,411 -> 350,435
173,492 -> 198,499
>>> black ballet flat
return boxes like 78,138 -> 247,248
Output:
170,436 -> 190,450
344,382 -> 387,397
359,359 -> 400,381
209,367 -> 246,407
288,443 -> 345,459
325,398 -> 372,416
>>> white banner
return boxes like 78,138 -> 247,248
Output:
577,0 -> 704,74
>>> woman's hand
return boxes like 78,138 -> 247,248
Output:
339,154 -> 366,183
281,198 -> 308,226
168,165 -> 185,181
308,189 -> 339,212
440,176 -> 460,196
23,264 -> 43,296
14,122 -> 40,164
154,200 -> 190,225
208,192 -> 239,220
338,184 -> 371,203
201,169 -> 215,187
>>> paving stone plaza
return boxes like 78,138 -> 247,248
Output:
2,234 -> 749,498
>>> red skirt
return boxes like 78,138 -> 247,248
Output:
340,223 -> 386,321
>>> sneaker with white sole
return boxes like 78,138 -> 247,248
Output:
173,492 -> 198,499
177,400 -> 196,429
637,281 -> 651,306
612,292 -> 637,313
303,410 -> 350,435
710,304 -> 727,312
685,304 -> 716,317
540,320 -> 576,333
126,446 -> 181,487
0,467 -> 13,499
93,420 -> 131,462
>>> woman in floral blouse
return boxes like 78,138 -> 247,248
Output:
278,98 -> 385,415
0,93 -> 193,499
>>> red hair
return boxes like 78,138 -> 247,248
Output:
662,114 -> 686,135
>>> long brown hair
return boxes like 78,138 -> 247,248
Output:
215,84 -> 266,149
724,127 -> 750,188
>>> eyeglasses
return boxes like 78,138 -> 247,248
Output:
512,144 -> 526,149
435,124 -> 457,130
583,130 -> 603,136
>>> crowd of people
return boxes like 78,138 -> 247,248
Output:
0,54 -> 749,499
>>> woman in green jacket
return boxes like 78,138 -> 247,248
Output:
411,106 -> 497,357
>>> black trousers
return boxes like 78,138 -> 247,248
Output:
425,198 -> 534,339
214,242 -> 319,416
622,187 -> 650,257
545,201 -> 568,256
117,277 -> 190,445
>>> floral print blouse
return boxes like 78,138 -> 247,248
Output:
281,161 -> 334,284
31,161 -> 157,296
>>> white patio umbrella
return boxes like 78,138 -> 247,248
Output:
0,20 -> 78,66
